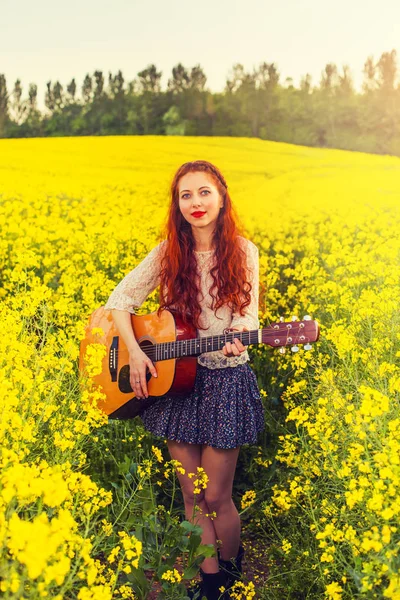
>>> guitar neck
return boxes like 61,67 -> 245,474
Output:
148,330 -> 261,362
142,317 -> 319,361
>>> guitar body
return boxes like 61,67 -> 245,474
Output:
79,306 -> 319,421
79,308 -> 198,419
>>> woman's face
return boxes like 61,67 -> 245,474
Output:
178,171 -> 223,230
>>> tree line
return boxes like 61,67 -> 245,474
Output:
1,50 -> 399,156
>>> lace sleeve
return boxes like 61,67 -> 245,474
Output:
230,239 -> 260,332
104,241 -> 165,314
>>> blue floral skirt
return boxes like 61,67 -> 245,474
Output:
140,362 -> 265,449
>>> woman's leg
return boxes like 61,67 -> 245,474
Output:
167,439 -> 219,573
201,444 -> 241,561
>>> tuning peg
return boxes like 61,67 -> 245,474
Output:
278,347 -> 286,354
291,315 -> 298,321
304,343 -> 312,350
302,315 -> 312,321
291,345 -> 299,352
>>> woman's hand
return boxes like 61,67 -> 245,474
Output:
221,326 -> 249,357
129,347 -> 158,399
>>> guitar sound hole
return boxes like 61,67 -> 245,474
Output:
118,339 -> 155,393
118,366 -> 152,393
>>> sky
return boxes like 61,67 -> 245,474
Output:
1,0 -> 399,109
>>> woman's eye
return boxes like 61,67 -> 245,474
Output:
182,190 -> 209,199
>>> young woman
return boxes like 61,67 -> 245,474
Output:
104,160 -> 265,600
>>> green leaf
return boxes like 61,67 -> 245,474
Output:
180,520 -> 197,532
194,544 -> 216,558
182,564 -> 200,579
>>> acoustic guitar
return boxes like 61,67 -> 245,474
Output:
79,307 -> 319,420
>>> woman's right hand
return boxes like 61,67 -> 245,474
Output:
129,347 -> 158,399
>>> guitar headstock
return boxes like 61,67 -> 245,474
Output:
262,315 -> 320,353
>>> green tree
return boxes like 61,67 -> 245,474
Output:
377,49 -> 398,92
94,71 -> 105,99
10,79 -> 28,125
134,65 -> 164,134
136,64 -> 162,94
162,105 -> 186,135
0,74 -> 10,137
82,74 -> 93,104
44,81 -> 55,112
66,78 -> 77,103
362,56 -> 378,93
25,83 -> 43,136
167,63 -> 190,93
53,81 -> 65,110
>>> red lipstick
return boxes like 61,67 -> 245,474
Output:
191,211 -> 206,218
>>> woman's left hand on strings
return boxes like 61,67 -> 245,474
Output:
222,326 -> 249,357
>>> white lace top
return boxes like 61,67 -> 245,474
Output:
104,236 -> 260,369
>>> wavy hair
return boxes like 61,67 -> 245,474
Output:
156,160 -> 260,331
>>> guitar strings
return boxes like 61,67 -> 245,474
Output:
110,327 -> 314,360
109,325 -> 313,346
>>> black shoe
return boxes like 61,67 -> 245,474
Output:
218,544 -> 245,590
186,568 -> 229,600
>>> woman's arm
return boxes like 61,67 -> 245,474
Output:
109,309 -> 158,399
104,241 -> 165,397
109,309 -> 141,352
104,240 -> 166,313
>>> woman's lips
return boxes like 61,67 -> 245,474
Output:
192,212 -> 206,218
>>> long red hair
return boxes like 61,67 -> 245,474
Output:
156,160 -> 260,331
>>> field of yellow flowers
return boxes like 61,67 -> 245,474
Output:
1,135 -> 400,600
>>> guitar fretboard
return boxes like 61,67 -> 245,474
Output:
151,330 -> 259,361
